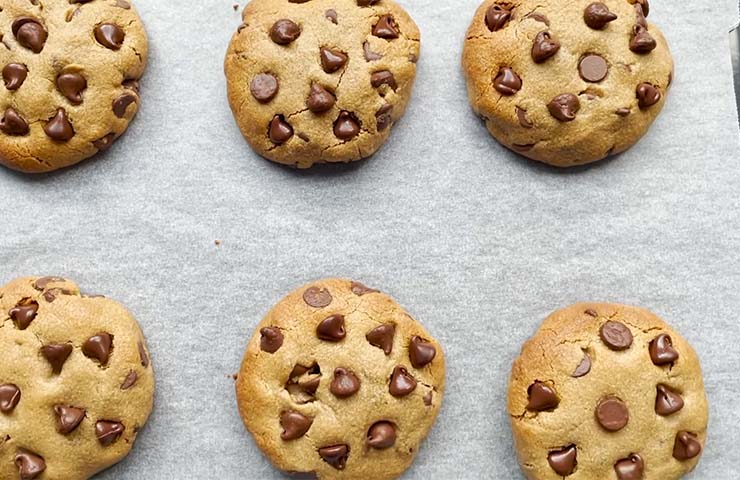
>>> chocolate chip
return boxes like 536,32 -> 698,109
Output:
363,41 -> 383,61
0,384 -> 21,413
673,431 -> 701,460
409,336 -> 436,368
317,314 -> 346,342
95,23 -> 125,50
303,287 -> 332,307
357,0 -> 380,5
56,72 -> 87,104
280,410 -> 313,440
54,405 -> 86,434
527,381 -> 559,411
376,104 -> 393,131
82,332 -> 113,366
585,309 -> 599,317
485,5 -> 511,32
320,47 -> 348,73
42,288 -> 75,303
306,83 -> 335,113
371,70 -> 397,91
525,13 -> 550,25
655,384 -> 684,416
367,421 -> 396,449
286,363 -> 322,403
113,93 -> 137,118
33,277 -> 65,290
0,108 -> 30,136
260,327 -> 284,353
9,301 -> 38,330
350,281 -> 378,296
121,370 -> 138,390
334,111 -> 361,140
493,67 -> 522,96
389,365 -> 416,397
423,390 -> 433,406
373,15 -> 399,39
325,9 -> 338,23
584,3 -> 617,29
634,0 -> 650,17
41,343 -> 73,374
516,107 -> 533,128
122,78 -> 140,93
599,321 -> 633,350
44,108 -> 75,141
318,444 -> 349,470
616,107 -> 631,116
96,420 -> 125,446
94,133 -> 117,150
531,31 -> 560,63
649,333 -> 678,365
572,352 -> 591,378
366,324 -> 395,354
138,340 -> 150,367
579,54 -> 608,82
630,25 -> 656,53
251,73 -> 279,103
3,64 -> 28,90
330,367 -> 360,397
548,445 -> 577,476
270,19 -> 301,45
614,454 -> 644,480
636,83 -> 661,108
596,396 -> 629,432
15,450 -> 46,480
12,18 -> 47,53
115,0 -> 131,8
269,115 -> 293,144
547,93 -> 580,122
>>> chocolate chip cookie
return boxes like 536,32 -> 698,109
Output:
235,279 -> 445,479
0,276 -> 154,479
0,0 -> 148,173
508,303 -> 708,479
462,0 -> 673,167
225,0 -> 420,168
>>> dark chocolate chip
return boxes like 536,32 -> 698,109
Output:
14,450 -> 45,480
649,334 -> 678,365
0,384 -> 21,413
357,0 -> 380,5
527,381 -> 559,411
0,108 -> 29,136
673,431 -> 702,460
270,19 -> 301,45
548,93 -> 580,122
303,286 -> 332,307
9,301 -> 38,330
280,410 -> 313,440
306,83 -> 335,113
373,15 -> 399,39
630,25 -> 656,53
579,54 -> 608,82
548,445 -> 577,476
636,83 -> 661,108
599,321 -> 633,350
320,47 -> 348,73
376,103 -> 393,131
82,332 -> 112,365
366,324 -> 395,355
634,0 -> 650,16
572,352 -> 591,378
94,132 -> 117,150
251,73 -> 279,103
57,72 -> 87,104
317,314 -> 346,342
371,70 -> 397,91
96,420 -> 125,446
493,67 -> 522,95
367,421 -> 396,449
423,390 -> 433,406
54,405 -> 86,434
531,31 -> 560,63
325,9 -> 338,23
485,5 -> 511,31
596,396 -> 629,432
389,366 -> 416,397
516,107 -> 533,128
409,336 -> 436,368
95,23 -> 125,50
655,384 -> 684,416
269,115 -> 293,144
33,277 -> 65,290
121,370 -> 138,390
44,108 -> 75,141
138,340 -> 150,367
330,367 -> 360,397
113,93 -> 137,118
318,444 -> 349,470
350,281 -> 378,296
334,111 -> 360,140
584,3 -> 617,29
260,327 -> 284,353
3,64 -> 28,90
615,454 -> 644,480
12,18 -> 47,53
41,343 -> 73,374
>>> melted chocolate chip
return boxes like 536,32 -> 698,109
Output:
138,340 -> 150,367
373,15 -> 399,39
270,19 -> 301,45
527,381 -> 559,411
54,405 -> 86,434
548,93 -> 580,122
121,370 -> 138,390
96,420 -> 125,446
280,410 -> 313,440
363,42 -> 382,61
44,108 -> 75,141
320,47 -> 348,73
3,64 -> 28,90
367,421 -> 396,449
260,327 -> 284,353
0,108 -> 30,136
649,333 -> 678,365
371,70 -> 397,91
531,31 -> 560,63
14,450 -> 46,480
596,396 -> 629,432
389,366 -> 416,397
113,93 -> 137,117
330,367 -> 360,397
516,107 -> 533,128
316,314 -> 346,342
269,115 -> 293,144
493,67 -> 522,95
306,83 -> 335,113
251,73 -> 279,103
0,384 -> 21,413
630,25 -> 656,53
325,9 -> 338,23
334,111 -> 361,140
636,83 -> 661,108
318,444 -> 349,470
12,18 -> 47,53
41,343 -> 73,374
9,301 -> 38,330
82,332 -> 112,365
95,23 -> 125,50
350,281 -> 378,296
655,384 -> 684,416
57,72 -> 87,104
614,454 -> 644,480
584,3 -> 617,29
376,104 -> 393,131
366,323 -> 395,354
409,336 -> 436,368
548,445 -> 577,476
599,321 -> 633,350
673,431 -> 702,460
485,5 -> 511,31
572,352 -> 592,378
303,287 -> 332,307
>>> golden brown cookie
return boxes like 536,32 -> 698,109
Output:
0,0 -> 148,173
235,279 -> 445,479
0,276 -> 154,479
508,303 -> 708,479
225,0 -> 420,168
462,0 -> 673,167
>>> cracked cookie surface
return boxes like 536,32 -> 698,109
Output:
462,0 -> 673,167
235,278 -> 445,479
225,0 -> 420,168
508,303 -> 708,480
0,0 -> 148,173
0,276 -> 154,479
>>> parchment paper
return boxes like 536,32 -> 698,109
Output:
1,0 -> 739,478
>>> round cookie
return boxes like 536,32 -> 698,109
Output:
235,279 -> 445,479
0,276 -> 154,479
508,303 -> 708,479
225,0 -> 420,168
0,0 -> 148,173
462,0 -> 673,167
